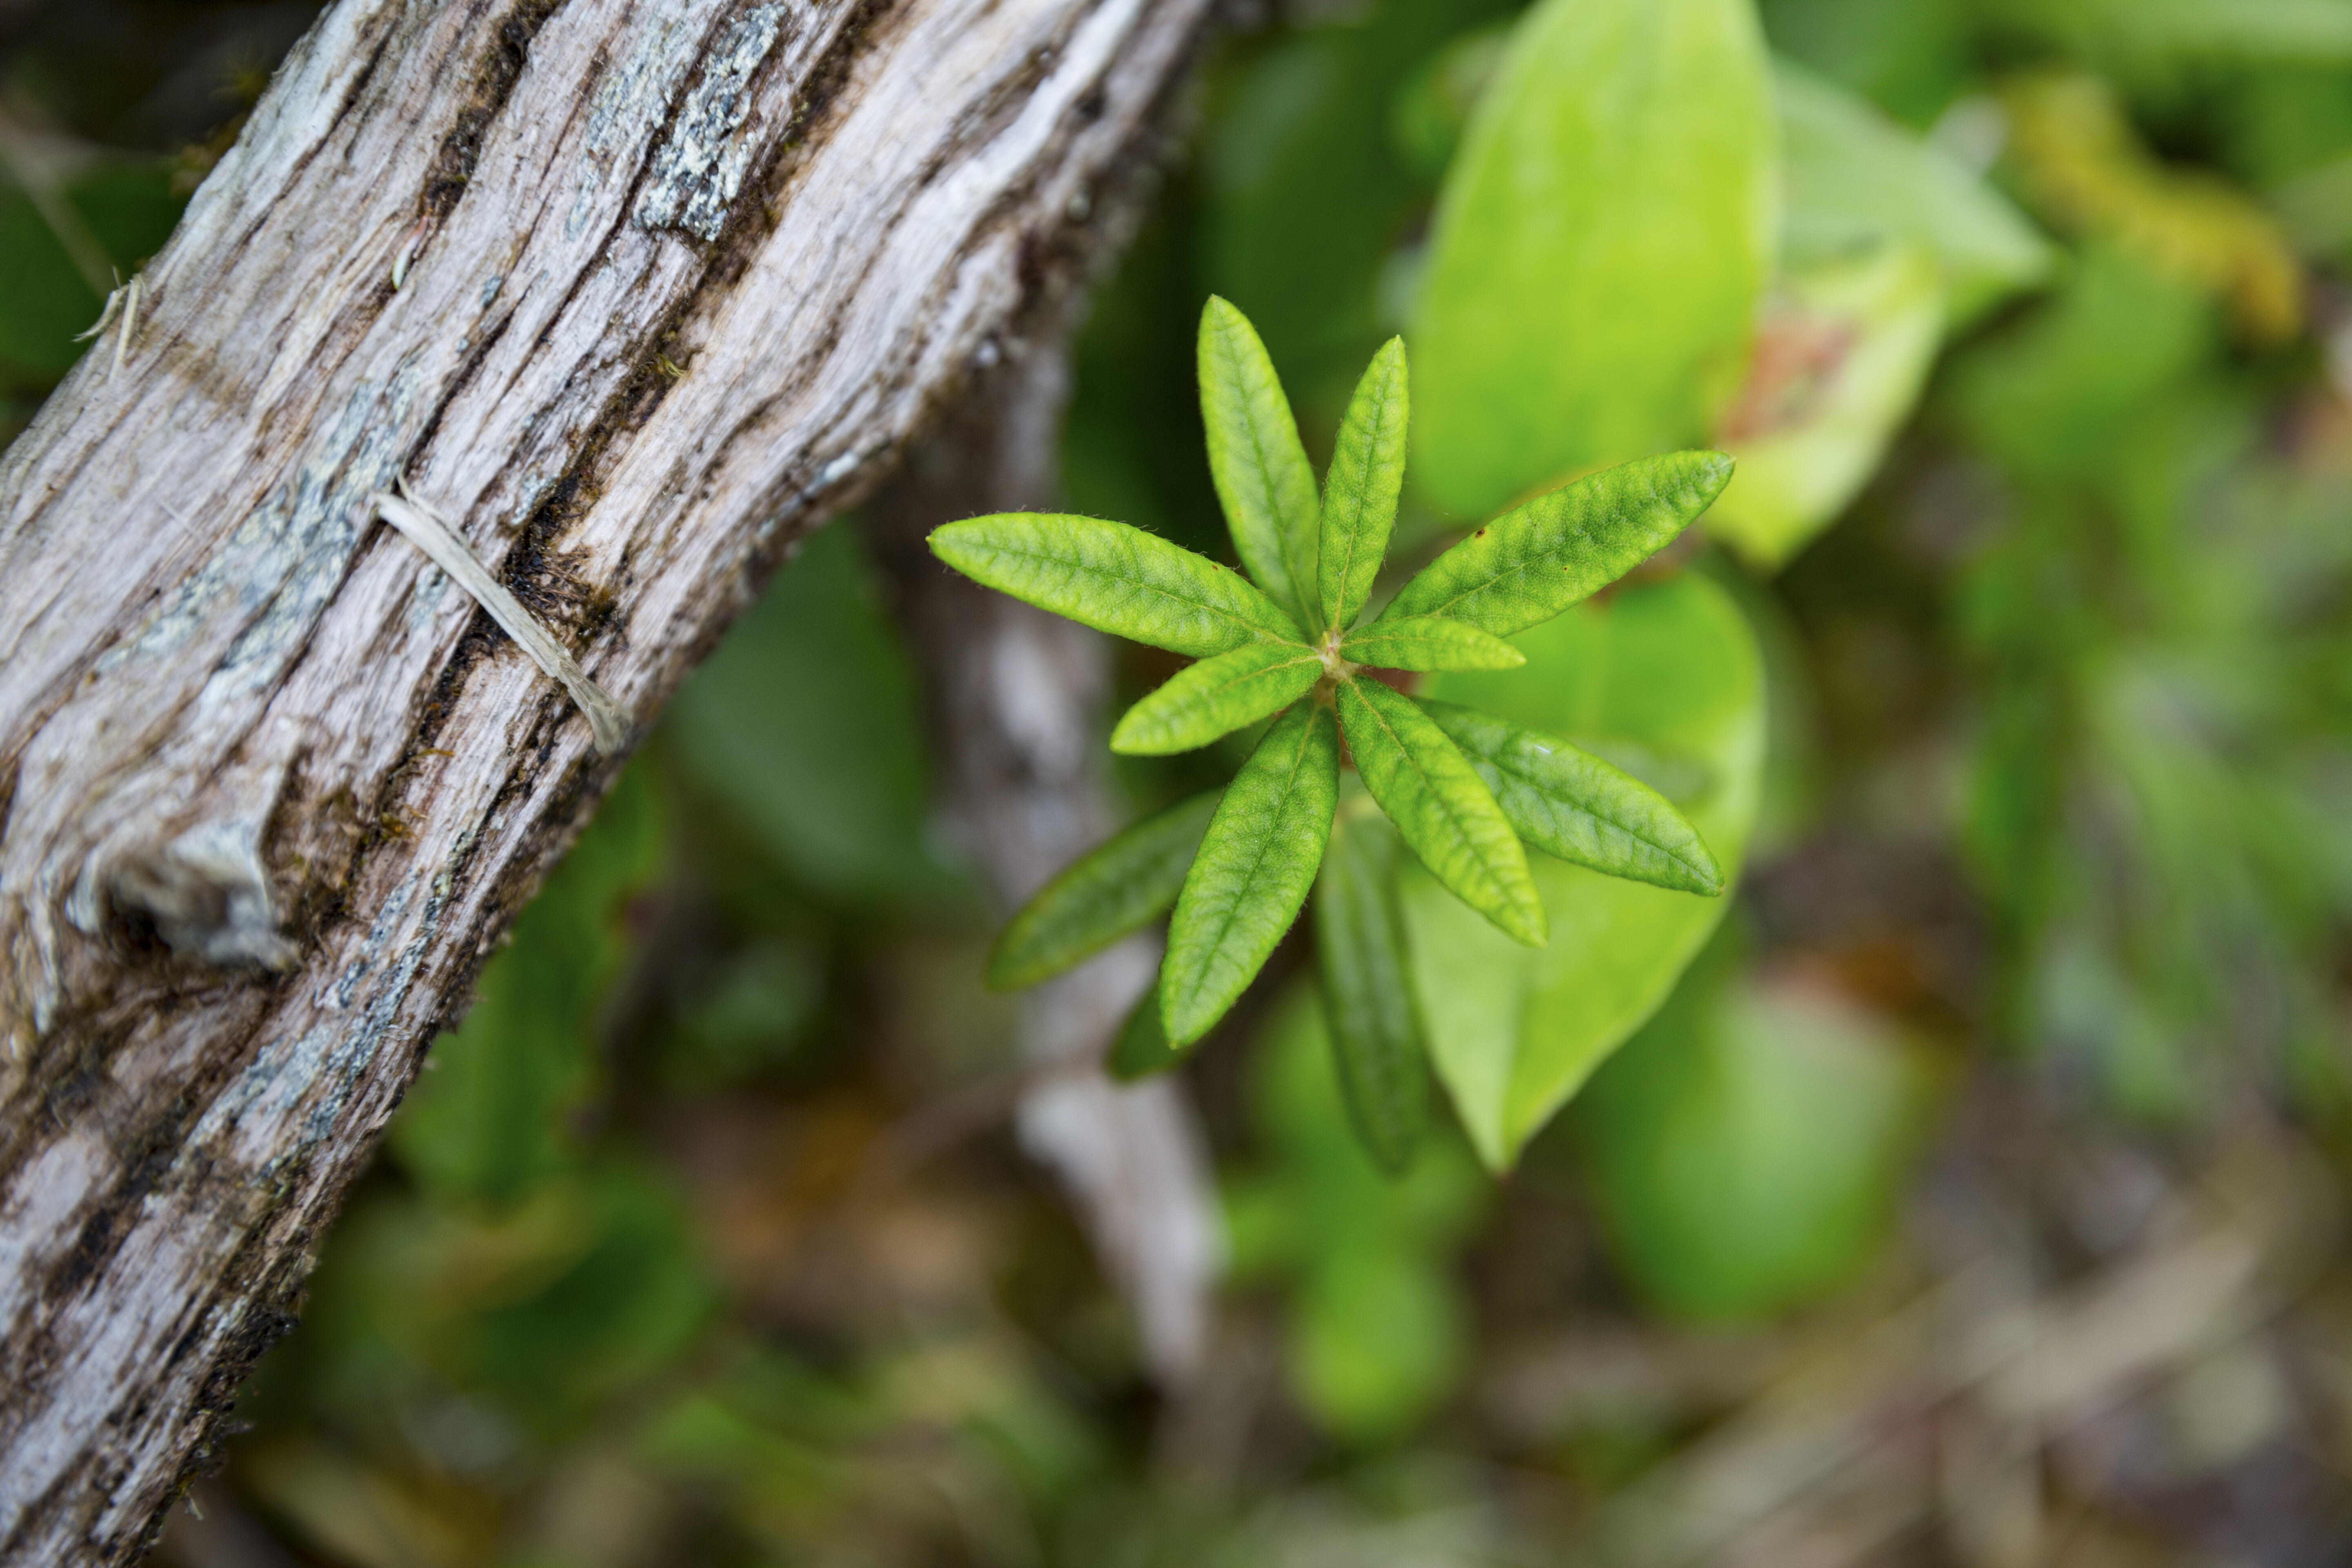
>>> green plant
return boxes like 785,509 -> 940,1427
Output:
931,296 -> 1732,1169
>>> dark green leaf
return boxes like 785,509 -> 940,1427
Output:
1381,450 -> 1733,637
1107,987 -> 1196,1082
1316,337 -> 1410,633
1110,644 -> 1324,757
1335,677 -> 1545,948
1316,808 -> 1428,1174
1163,702 -> 1341,1045
1199,296 -> 1321,630
1339,616 -> 1525,673
1420,699 -> 1722,894
986,790 -> 1222,991
929,512 -> 1299,657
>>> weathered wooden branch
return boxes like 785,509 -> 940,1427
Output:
0,0 -> 1209,1557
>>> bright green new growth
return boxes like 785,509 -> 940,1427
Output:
929,297 -> 1732,1164
1200,297 -> 1322,629
1340,616 -> 1526,673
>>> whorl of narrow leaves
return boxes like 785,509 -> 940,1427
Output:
928,296 -> 1738,1160
1381,450 -> 1734,637
1316,337 -> 1410,633
1316,808 -> 1429,1172
1111,643 -> 1321,756
1336,677 -> 1546,949
1163,702 -> 1341,1045
930,513 -> 1298,657
1200,296 -> 1322,629
1421,700 -> 1723,895
985,790 -> 1222,991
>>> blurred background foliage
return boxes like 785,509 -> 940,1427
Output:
9,0 -> 2352,1561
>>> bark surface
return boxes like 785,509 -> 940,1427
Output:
0,0 -> 1207,1557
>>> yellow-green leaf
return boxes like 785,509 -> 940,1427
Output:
1411,0 -> 1776,518
1339,616 -> 1525,674
1336,676 -> 1545,949
1316,337 -> 1409,633
1419,698 -> 1722,894
1163,702 -> 1341,1045
930,512 -> 1298,658
1200,296 -> 1321,630
1404,573 -> 1764,1170
1380,451 -> 1732,638
1110,644 -> 1323,757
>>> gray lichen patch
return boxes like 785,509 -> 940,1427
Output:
634,5 -> 791,241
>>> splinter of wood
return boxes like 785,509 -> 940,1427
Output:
372,485 -> 629,753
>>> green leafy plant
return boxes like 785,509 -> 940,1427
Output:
932,296 -> 1733,1168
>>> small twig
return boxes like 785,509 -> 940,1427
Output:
371,485 -> 628,753
71,275 -> 121,345
112,275 -> 141,377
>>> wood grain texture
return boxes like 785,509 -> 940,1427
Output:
0,0 -> 1208,1557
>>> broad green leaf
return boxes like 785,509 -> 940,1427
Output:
1405,573 -> 1764,1169
1339,616 -> 1524,673
1776,58 -> 2051,326
1335,677 -> 1544,949
1163,702 -> 1341,1045
1381,450 -> 1733,638
1315,806 -> 1428,1174
1108,987 -> 1196,1082
1109,644 -> 1323,757
1316,337 -> 1410,633
1709,241 -> 1946,571
1573,937 -> 1934,1320
1420,699 -> 1723,895
1199,296 -> 1321,629
985,790 -> 1221,991
1411,0 -> 1776,518
929,512 -> 1298,657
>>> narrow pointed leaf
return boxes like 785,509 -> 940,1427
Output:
1108,988 -> 1196,1082
1421,699 -> 1723,895
1316,337 -> 1410,633
1335,677 -> 1546,947
1316,808 -> 1428,1173
1199,296 -> 1321,629
931,513 -> 1298,657
1163,702 -> 1341,1045
1341,616 -> 1525,674
986,790 -> 1221,991
1381,450 -> 1733,638
1110,644 -> 1323,757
